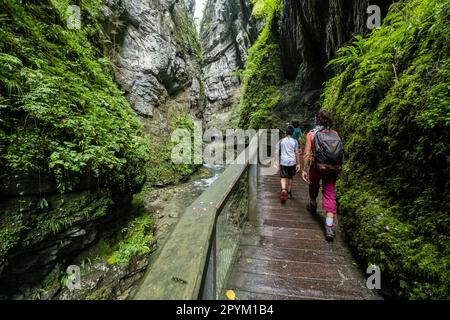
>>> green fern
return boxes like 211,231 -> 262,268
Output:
0,77 -> 21,96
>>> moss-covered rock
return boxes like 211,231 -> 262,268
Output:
323,0 -> 449,299
0,0 -> 150,193
0,0 -> 150,297
237,0 -> 284,129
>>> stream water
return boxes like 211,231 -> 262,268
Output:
193,164 -> 225,188
151,163 -> 225,233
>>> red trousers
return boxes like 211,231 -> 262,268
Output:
309,163 -> 338,214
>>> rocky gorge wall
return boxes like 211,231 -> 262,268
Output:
278,0 -> 393,126
235,0 -> 449,299
238,0 -> 394,129
200,0 -> 263,129
322,0 -> 449,298
101,0 -> 265,132
101,0 -> 205,122
0,0 -> 204,299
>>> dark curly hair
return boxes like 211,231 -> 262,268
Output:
285,125 -> 294,136
316,109 -> 333,128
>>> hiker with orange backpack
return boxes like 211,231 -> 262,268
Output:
302,110 -> 344,241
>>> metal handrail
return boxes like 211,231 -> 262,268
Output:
132,134 -> 259,300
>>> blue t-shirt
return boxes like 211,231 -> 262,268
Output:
279,137 -> 299,166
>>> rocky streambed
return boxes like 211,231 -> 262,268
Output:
30,166 -> 223,300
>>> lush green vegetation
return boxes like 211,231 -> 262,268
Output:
0,0 -> 151,267
0,189 -> 113,263
145,112 -> 200,186
0,0 -> 150,194
237,0 -> 284,129
106,212 -> 154,266
0,1 -> 200,267
1,0 -> 448,301
323,0 -> 449,299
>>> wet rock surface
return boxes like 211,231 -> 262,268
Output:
0,191 -> 134,299
36,254 -> 152,300
24,167 -> 218,300
278,0 -> 394,126
137,167 -> 219,242
200,0 -> 262,128
101,0 -> 204,117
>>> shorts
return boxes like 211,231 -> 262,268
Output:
280,165 -> 296,178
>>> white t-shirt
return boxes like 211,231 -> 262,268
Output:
279,137 -> 299,166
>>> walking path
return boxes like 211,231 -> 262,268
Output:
225,174 -> 381,300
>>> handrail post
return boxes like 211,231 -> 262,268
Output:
201,229 -> 217,300
248,133 -> 258,224
248,163 -> 257,224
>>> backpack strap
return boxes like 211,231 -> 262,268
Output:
312,125 -> 326,136
311,126 -> 327,162
311,125 -> 325,149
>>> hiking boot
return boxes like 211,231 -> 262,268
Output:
325,225 -> 336,242
280,189 -> 288,203
307,202 -> 317,215
288,191 -> 293,200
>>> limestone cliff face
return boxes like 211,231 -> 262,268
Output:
279,0 -> 393,124
100,0 -> 204,119
200,0 -> 262,128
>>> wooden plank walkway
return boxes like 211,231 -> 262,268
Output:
225,173 -> 381,300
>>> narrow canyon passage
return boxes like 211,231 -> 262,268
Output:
0,0 -> 448,300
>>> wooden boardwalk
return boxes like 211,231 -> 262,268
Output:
225,173 -> 380,300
